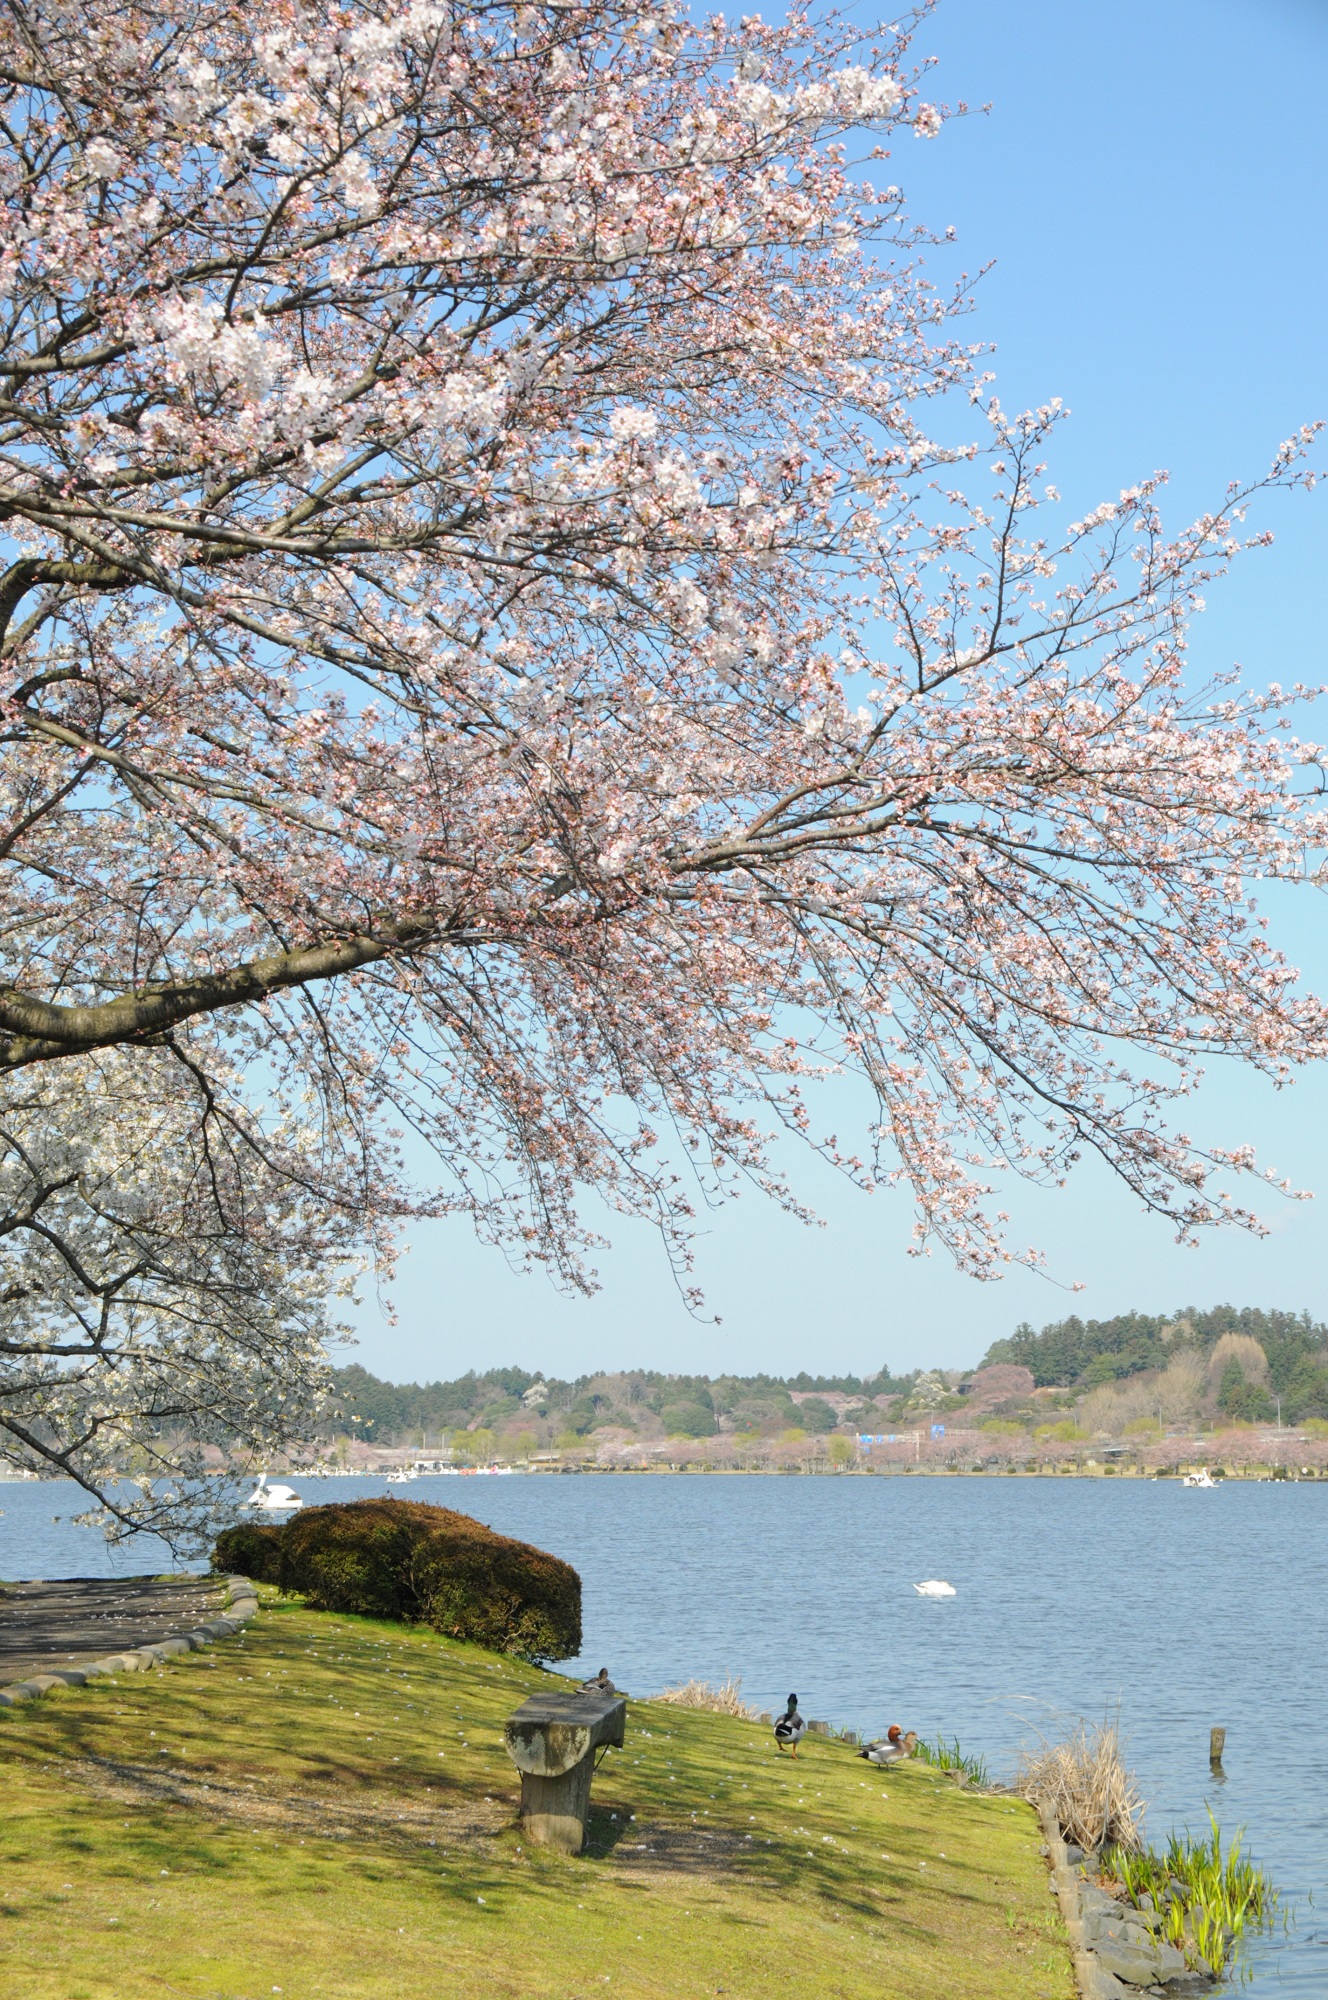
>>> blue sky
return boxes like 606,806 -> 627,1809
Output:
346,0 -> 1328,1386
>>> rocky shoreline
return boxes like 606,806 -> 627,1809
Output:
1041,1809 -> 1217,1999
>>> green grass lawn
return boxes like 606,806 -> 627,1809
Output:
0,1590 -> 1072,2000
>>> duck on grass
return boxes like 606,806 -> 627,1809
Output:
860,1725 -> 918,1767
773,1693 -> 806,1758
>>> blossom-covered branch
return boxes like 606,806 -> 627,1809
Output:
0,0 -> 1321,1284
0,1040 -> 363,1550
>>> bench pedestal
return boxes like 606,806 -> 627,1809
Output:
516,1757 -> 597,1853
504,1689 -> 626,1855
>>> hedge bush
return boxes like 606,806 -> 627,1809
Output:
411,1517 -> 581,1661
211,1521 -> 283,1583
276,1497 -> 444,1620
210,1498 -> 581,1662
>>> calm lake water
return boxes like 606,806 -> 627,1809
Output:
3,1471 -> 1324,1992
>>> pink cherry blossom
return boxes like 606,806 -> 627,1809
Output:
0,0 -> 1319,1303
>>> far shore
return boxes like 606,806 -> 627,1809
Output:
531,1459 -> 1324,1478
8,1429 -> 1326,1488
292,1420 -> 1328,1481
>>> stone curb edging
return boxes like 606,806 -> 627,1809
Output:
0,1574 -> 259,1708
1039,1805 -> 1213,1999
1040,1804 -> 1122,2000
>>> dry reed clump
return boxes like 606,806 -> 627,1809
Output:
654,1677 -> 762,1720
1016,1721 -> 1145,1853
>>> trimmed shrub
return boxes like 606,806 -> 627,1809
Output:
276,1498 -> 447,1618
209,1498 -> 581,1663
411,1518 -> 581,1662
211,1521 -> 283,1583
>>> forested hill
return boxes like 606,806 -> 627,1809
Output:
979,1306 -> 1328,1389
325,1361 -> 920,1444
328,1303 -> 1327,1441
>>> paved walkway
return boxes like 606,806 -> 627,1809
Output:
0,1575 -> 225,1685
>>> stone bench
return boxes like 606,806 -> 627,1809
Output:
503,1687 -> 626,1854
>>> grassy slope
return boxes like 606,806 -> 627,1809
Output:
0,1591 -> 1071,2000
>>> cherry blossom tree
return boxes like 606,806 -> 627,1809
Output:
0,0 -> 1321,1298
0,1039 -> 358,1548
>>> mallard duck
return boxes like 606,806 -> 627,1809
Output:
860,1725 -> 918,1765
580,1667 -> 616,1694
774,1693 -> 806,1758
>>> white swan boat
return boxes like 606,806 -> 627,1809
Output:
913,1579 -> 957,1597
1182,1467 -> 1217,1489
244,1472 -> 303,1511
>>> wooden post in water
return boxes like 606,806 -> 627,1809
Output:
1210,1726 -> 1226,1767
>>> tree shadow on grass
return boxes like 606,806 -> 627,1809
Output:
603,1818 -> 762,1876
60,1752 -> 513,1850
582,1801 -> 632,1858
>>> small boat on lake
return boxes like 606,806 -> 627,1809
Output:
244,1472 -> 303,1511
1182,1467 -> 1217,1489
913,1579 -> 957,1597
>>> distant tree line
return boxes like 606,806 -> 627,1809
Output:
981,1305 -> 1328,1416
325,1362 -> 920,1445
326,1304 -> 1328,1446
